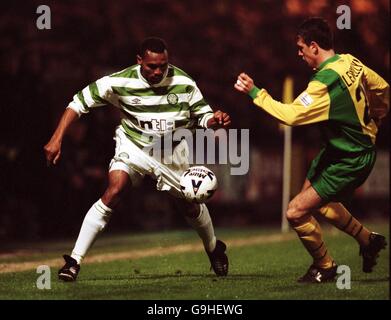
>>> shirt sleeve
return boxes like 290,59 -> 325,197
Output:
188,83 -> 214,128
362,65 -> 390,120
67,76 -> 114,116
250,80 -> 331,126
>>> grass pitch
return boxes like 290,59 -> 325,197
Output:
0,222 -> 389,300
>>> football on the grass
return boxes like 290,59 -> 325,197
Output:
180,166 -> 218,203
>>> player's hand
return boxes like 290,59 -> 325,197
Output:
368,92 -> 388,127
234,73 -> 254,94
369,104 -> 388,127
207,110 -> 231,128
44,139 -> 62,166
372,117 -> 383,127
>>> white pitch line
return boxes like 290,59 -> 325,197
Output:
0,233 -> 296,274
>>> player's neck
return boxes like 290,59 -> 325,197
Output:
316,49 -> 336,69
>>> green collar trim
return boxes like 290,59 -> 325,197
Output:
317,54 -> 340,70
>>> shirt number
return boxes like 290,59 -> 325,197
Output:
355,82 -> 370,125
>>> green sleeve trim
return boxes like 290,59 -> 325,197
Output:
249,86 -> 261,99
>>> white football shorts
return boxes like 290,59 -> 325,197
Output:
109,126 -> 189,198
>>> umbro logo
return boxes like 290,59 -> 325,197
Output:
131,98 -> 141,105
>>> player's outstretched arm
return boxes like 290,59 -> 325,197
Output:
44,107 -> 79,166
234,73 -> 255,94
206,110 -> 231,128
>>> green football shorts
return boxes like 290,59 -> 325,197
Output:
307,147 -> 376,202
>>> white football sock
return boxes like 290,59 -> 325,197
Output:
185,204 -> 217,253
71,199 -> 112,264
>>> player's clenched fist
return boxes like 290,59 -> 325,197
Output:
44,139 -> 61,166
207,110 -> 231,128
234,73 -> 255,94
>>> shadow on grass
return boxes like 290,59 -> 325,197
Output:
353,277 -> 390,283
79,273 -> 274,282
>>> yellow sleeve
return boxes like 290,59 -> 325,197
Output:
363,65 -> 390,120
250,81 -> 330,126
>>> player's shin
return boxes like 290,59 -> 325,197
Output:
319,203 -> 371,247
290,215 -> 335,269
185,203 -> 217,253
71,199 -> 113,263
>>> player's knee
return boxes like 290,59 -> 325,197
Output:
173,198 -> 200,218
183,202 -> 200,218
286,201 -> 306,221
102,185 -> 126,207
286,208 -> 296,221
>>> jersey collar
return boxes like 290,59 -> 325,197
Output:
317,54 -> 340,71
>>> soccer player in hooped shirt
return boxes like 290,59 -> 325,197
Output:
235,17 -> 389,283
44,37 -> 231,281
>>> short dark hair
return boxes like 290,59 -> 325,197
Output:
297,17 -> 334,50
139,37 -> 167,57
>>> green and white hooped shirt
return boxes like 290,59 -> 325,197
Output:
68,64 -> 214,147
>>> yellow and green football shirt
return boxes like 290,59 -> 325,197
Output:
249,54 -> 389,154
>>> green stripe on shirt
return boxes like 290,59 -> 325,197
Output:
119,100 -> 191,113
112,84 -> 194,97
110,65 -> 139,78
89,82 -> 107,104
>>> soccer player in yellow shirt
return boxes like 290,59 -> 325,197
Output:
235,17 -> 389,283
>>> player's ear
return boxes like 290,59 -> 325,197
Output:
136,54 -> 142,65
309,41 -> 318,54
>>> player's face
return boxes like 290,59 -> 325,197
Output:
296,36 -> 317,68
138,50 -> 168,85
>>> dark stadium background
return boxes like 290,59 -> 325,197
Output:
0,0 -> 389,242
